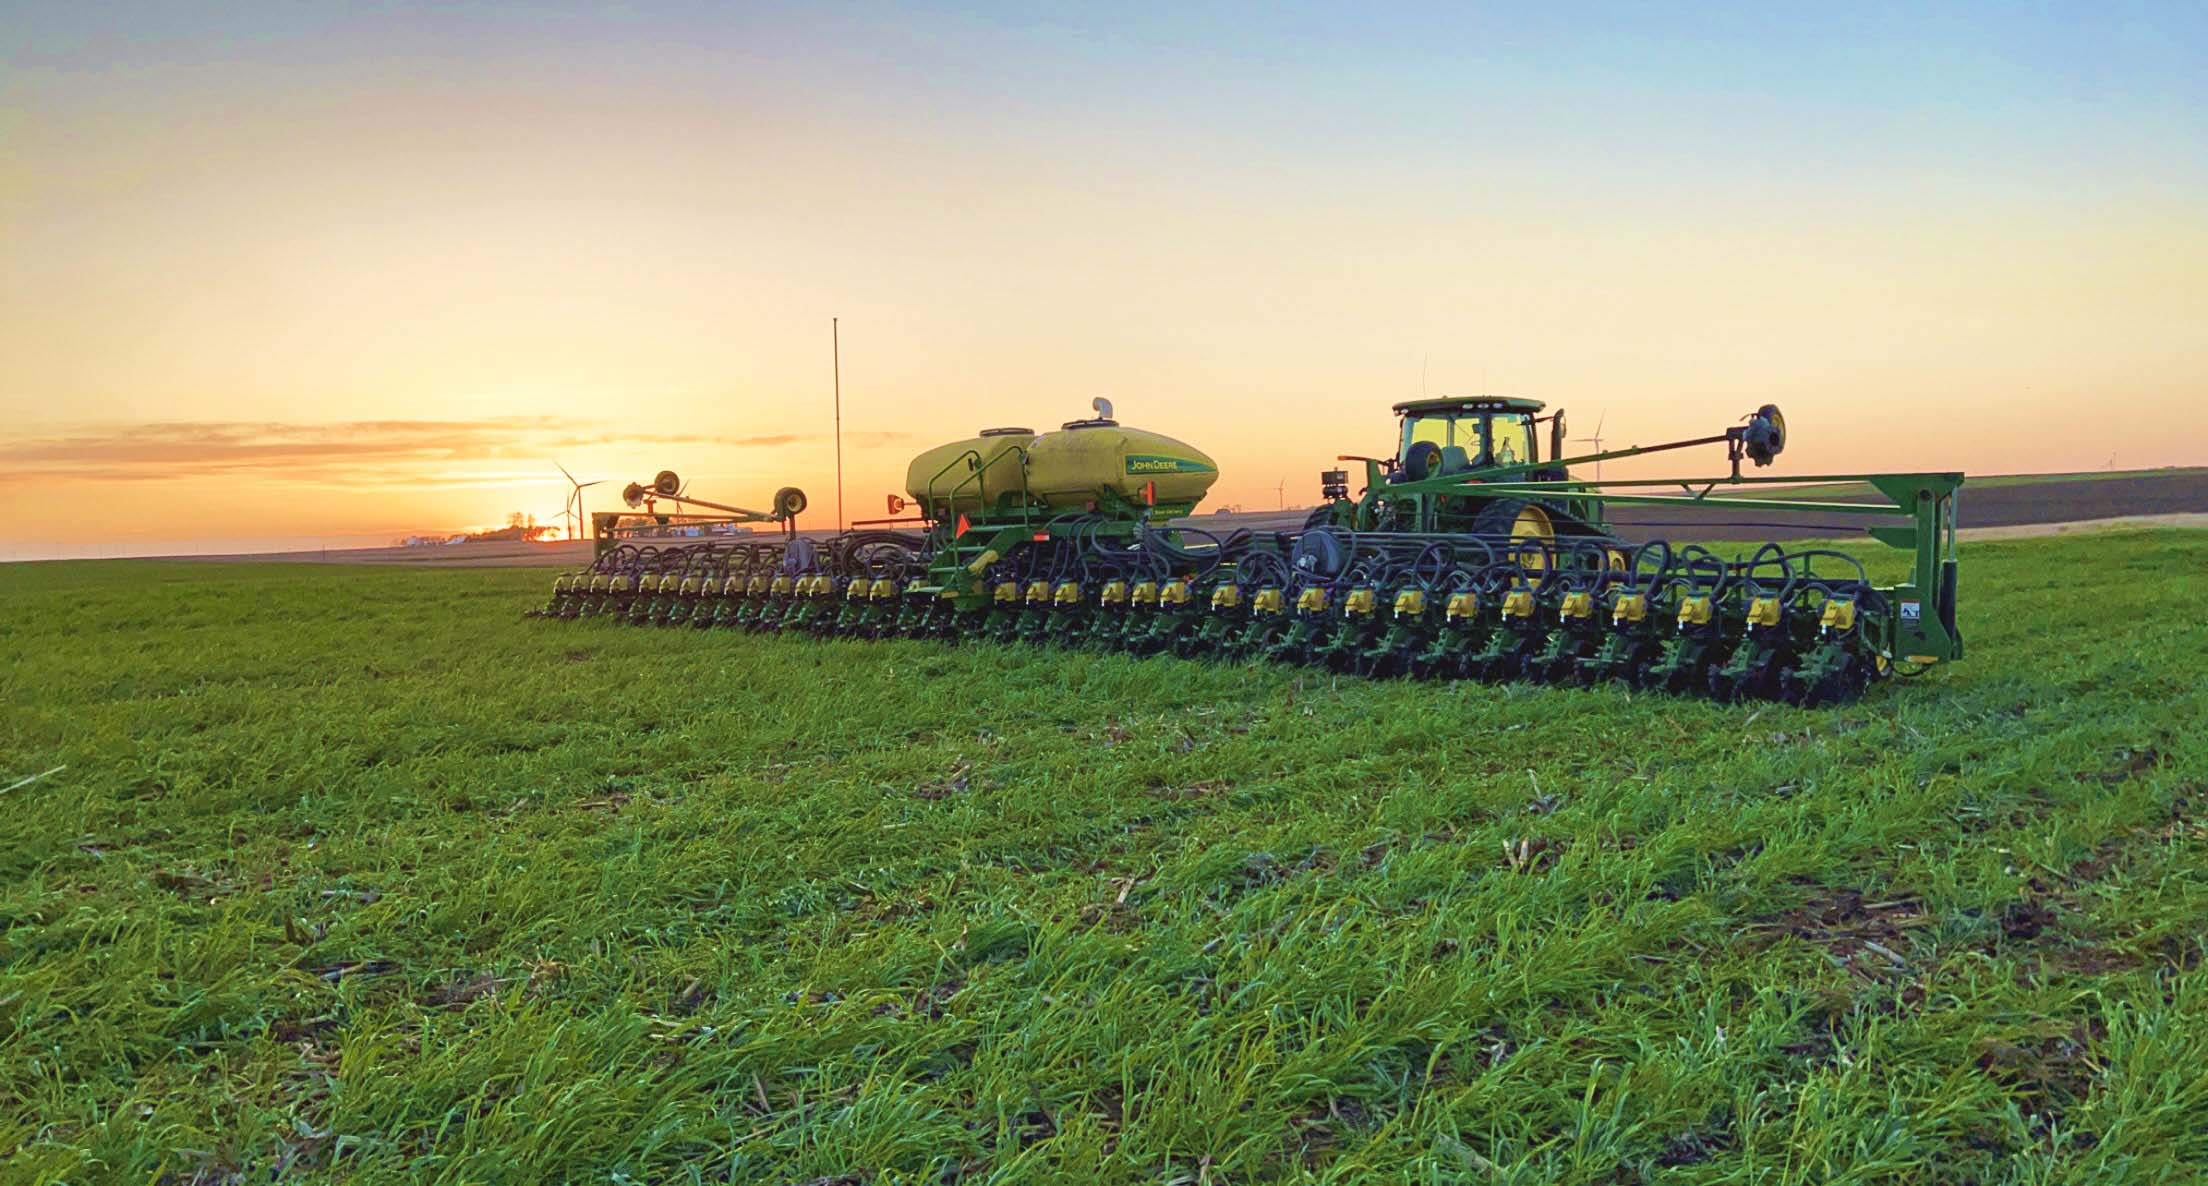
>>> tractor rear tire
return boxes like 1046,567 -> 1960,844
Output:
1471,499 -> 1555,542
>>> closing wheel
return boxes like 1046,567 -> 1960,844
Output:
1351,649 -> 1404,675
1782,657 -> 1869,707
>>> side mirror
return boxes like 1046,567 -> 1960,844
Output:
1550,411 -> 1567,464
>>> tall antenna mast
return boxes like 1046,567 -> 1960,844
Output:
833,317 -> 844,533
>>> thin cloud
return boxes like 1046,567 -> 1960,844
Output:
0,419 -> 823,483
535,431 -> 810,451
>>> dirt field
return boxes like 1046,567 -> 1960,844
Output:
169,467 -> 2208,567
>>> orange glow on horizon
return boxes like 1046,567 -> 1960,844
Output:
4,7 -> 2204,558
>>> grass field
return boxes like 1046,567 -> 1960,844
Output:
4,530 -> 2206,1185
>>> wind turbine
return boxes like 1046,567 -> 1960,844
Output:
555,463 -> 606,542
1574,411 -> 1608,482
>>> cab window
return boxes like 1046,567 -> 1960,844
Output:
1489,415 -> 1535,468
1403,415 -> 1453,454
1401,413 -> 1485,459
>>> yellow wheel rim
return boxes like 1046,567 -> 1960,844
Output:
1513,505 -> 1556,570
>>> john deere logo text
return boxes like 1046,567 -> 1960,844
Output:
1125,455 -> 1215,475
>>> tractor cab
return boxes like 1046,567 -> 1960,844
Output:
1304,395 -> 1591,538
1323,396 -> 1801,540
1389,397 -> 1564,483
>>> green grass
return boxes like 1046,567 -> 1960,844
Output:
3,530 -> 2205,1185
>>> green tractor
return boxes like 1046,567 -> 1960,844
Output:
1311,395 -> 1790,549
1314,397 -> 1601,540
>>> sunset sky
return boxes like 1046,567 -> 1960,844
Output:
4,3 -> 2204,558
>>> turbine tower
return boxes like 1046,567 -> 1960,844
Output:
555,463 -> 606,542
1574,411 -> 1608,481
